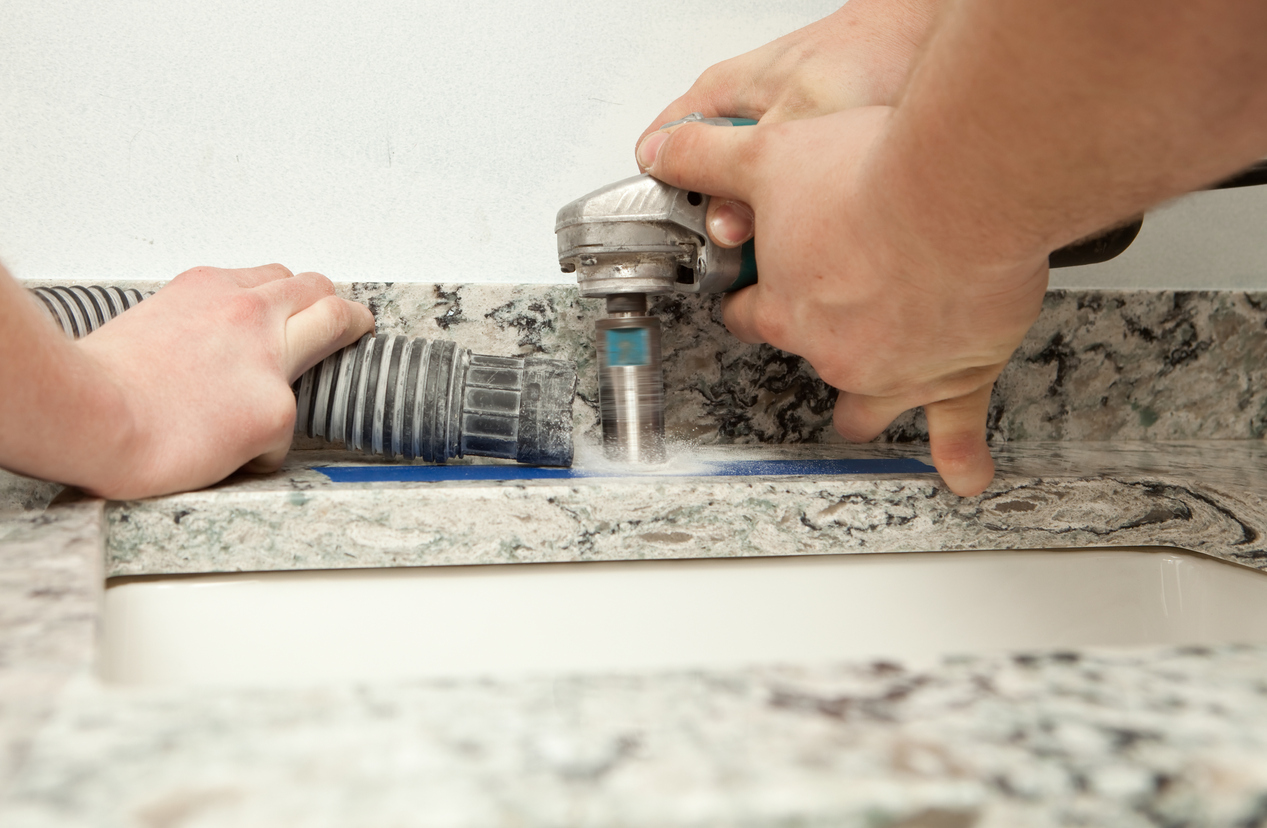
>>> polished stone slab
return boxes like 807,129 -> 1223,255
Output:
6,489 -> 1267,826
0,499 -> 101,791
4,645 -> 1267,827
102,441 -> 1267,578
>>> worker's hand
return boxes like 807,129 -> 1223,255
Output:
637,0 -> 940,248
637,111 -> 1049,496
76,264 -> 374,499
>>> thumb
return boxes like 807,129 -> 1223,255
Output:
636,122 -> 761,203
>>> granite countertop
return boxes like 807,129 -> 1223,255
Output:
4,441 -> 1267,827
100,440 -> 1267,578
2,283 -> 1266,826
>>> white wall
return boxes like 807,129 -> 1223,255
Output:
2,0 -> 1264,288
1055,187 -> 1267,289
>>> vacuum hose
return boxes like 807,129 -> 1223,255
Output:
30,286 -> 576,467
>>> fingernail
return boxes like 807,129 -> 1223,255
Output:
637,131 -> 668,169
708,201 -> 755,246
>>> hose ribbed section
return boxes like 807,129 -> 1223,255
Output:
294,334 -> 576,466
294,334 -> 463,462
30,286 -> 146,337
32,287 -> 576,467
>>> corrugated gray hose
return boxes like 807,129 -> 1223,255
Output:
30,285 -> 577,467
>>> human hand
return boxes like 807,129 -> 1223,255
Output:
640,0 -> 939,131
75,264 -> 373,499
637,111 -> 1049,496
637,0 -> 940,247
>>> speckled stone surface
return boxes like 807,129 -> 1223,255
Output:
7,466 -> 1267,826
0,471 -> 60,515
101,441 -> 1267,578
0,495 -> 100,791
5,493 -> 1267,826
5,641 -> 1267,827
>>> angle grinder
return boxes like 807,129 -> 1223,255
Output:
555,115 -> 759,463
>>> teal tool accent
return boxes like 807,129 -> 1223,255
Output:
659,114 -> 759,129
729,239 -> 758,291
606,327 -> 650,367
714,116 -> 759,293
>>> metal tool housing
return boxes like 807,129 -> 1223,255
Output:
556,174 -> 743,297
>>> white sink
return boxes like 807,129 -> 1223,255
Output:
100,548 -> 1267,688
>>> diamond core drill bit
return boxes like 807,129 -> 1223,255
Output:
594,293 -> 664,462
556,170 -> 754,463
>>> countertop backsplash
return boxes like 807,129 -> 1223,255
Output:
32,281 -> 1267,447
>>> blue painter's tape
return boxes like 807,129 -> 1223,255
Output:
708,458 -> 933,477
319,465 -> 577,483
314,457 -> 934,484
605,328 -> 650,367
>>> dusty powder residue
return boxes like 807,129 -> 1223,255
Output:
570,434 -> 715,477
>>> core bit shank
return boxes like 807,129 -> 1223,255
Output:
595,294 -> 665,463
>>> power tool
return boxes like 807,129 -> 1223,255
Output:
557,113 -> 1267,464
555,115 -> 759,463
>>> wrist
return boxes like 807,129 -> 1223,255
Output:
67,343 -> 145,498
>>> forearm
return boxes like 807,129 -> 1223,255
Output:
877,0 -> 1267,270
1,264 -> 373,500
0,268 -> 136,493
